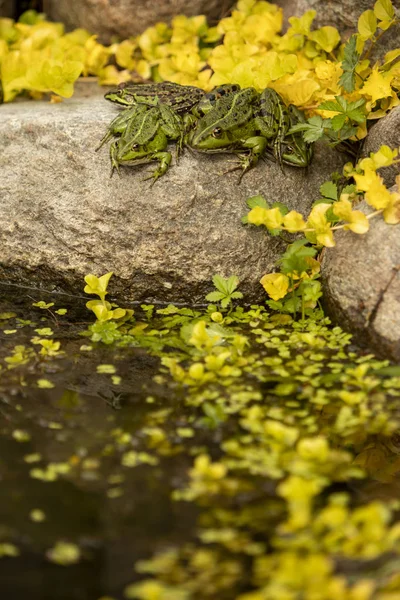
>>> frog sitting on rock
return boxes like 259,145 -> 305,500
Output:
97,81 -> 313,181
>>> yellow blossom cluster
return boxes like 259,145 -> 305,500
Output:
1,0 -> 399,134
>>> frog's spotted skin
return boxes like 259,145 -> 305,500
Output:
185,85 -> 312,178
194,84 -> 241,116
188,88 -> 259,150
109,104 -> 183,182
96,105 -> 139,152
105,81 -> 205,114
99,81 -> 204,175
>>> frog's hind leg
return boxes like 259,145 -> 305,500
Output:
96,129 -> 114,152
109,140 -> 121,178
96,106 -> 142,152
159,105 -> 184,162
257,88 -> 290,171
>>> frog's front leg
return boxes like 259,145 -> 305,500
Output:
230,136 -> 268,181
241,136 -> 268,167
143,151 -> 172,185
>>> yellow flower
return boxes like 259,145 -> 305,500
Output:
260,273 -> 289,301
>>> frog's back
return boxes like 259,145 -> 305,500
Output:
197,88 -> 257,136
105,81 -> 204,113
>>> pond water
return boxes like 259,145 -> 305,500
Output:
1,284 -> 400,600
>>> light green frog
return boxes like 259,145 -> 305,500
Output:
107,103 -> 183,181
97,81 -> 202,178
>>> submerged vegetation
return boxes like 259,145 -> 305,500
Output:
1,274 -> 400,598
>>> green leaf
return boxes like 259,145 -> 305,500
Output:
246,195 -> 269,210
243,195 -> 269,223
339,35 -> 360,92
331,114 -> 347,130
319,181 -> 338,200
319,95 -> 366,130
342,184 -> 357,194
271,202 -> 289,216
225,275 -> 240,295
289,116 -> 325,143
212,274 -> 229,294
18,10 -> 46,24
230,291 -> 244,300
345,98 -> 367,122
278,239 -> 317,275
206,274 -> 242,310
205,291 -> 225,303
358,9 -> 377,40
373,365 -> 400,376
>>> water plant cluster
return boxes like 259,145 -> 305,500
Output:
1,275 -> 400,598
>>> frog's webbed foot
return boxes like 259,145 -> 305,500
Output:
221,155 -> 252,183
143,152 -> 172,186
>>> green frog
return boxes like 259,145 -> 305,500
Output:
185,86 -> 311,177
98,81 -> 204,163
108,103 -> 183,182
104,81 -> 205,114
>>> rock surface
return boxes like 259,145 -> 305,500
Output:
322,200 -> 400,363
276,0 -> 400,60
42,0 -> 235,43
363,106 -> 400,189
0,87 -> 349,305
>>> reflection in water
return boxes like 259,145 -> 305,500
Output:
0,290 -> 400,598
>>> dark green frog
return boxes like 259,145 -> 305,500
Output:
185,85 -> 311,177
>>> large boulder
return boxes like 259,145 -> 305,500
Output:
363,106 -> 400,189
0,86 -> 349,304
322,199 -> 400,363
43,0 -> 235,44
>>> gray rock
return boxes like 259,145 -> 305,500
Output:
322,199 -> 400,362
0,90 -> 349,305
43,0 -> 235,44
363,106 -> 400,189
276,0 -> 400,60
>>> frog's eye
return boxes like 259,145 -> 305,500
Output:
131,143 -> 139,150
212,127 -> 223,138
